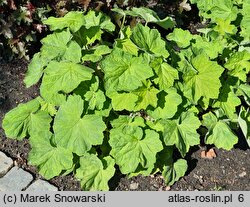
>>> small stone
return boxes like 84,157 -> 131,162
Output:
239,172 -> 247,178
0,152 -> 13,177
26,179 -> 58,191
129,182 -> 139,190
165,186 -> 171,191
0,166 -> 33,191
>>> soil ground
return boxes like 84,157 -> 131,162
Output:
0,60 -> 249,191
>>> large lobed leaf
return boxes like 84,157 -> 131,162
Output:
183,54 -> 224,103
101,48 -> 154,93
2,98 -> 51,140
109,81 -> 159,111
152,58 -> 179,91
131,24 -> 169,58
28,131 -> 73,180
148,88 -> 182,120
40,30 -> 72,60
202,112 -> 238,150
167,28 -> 193,48
160,111 -> 200,157
127,7 -> 174,30
24,52 -> 49,88
109,126 -> 163,174
43,11 -> 85,32
40,61 -> 93,105
76,154 -> 115,191
53,95 -> 106,156
162,159 -> 187,186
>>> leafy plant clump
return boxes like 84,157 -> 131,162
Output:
2,1 -> 250,190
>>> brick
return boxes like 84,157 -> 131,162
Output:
26,179 -> 58,191
0,166 -> 33,191
0,151 -> 13,177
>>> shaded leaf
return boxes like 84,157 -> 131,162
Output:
127,7 -> 174,30
162,159 -> 187,186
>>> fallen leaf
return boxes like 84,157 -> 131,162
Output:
200,150 -> 206,159
8,0 -> 17,10
201,148 -> 216,159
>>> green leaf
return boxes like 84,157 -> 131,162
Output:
109,92 -> 138,111
37,97 -> 57,116
84,80 -> 106,110
237,84 -> 250,104
152,60 -> 179,91
192,0 -> 238,21
131,24 -> 169,58
40,61 -> 93,105
111,115 -> 145,133
40,30 -> 72,60
101,48 -> 154,92
2,98 -> 51,140
63,41 -> 82,63
84,11 -> 115,32
112,7 -> 127,16
74,78 -> 109,112
28,131 -> 73,180
109,81 -> 159,111
189,0 -> 214,16
209,0 -> 238,22
127,7 -> 174,30
76,154 -> 115,191
162,159 -> 187,186
238,107 -> 250,147
240,1 -> 250,42
202,112 -> 217,129
214,91 -> 241,120
213,18 -> 237,35
80,27 -> 103,46
224,50 -> 250,82
75,11 -> 114,46
148,88 -> 182,119
24,52 -> 49,88
161,111 -> 200,157
109,127 -> 163,174
202,112 -> 238,150
192,36 -> 225,59
183,54 -> 224,103
43,11 -> 85,32
115,38 -> 138,56
54,95 -> 106,155
167,28 -> 193,48
82,45 -> 111,62
132,81 -> 160,110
